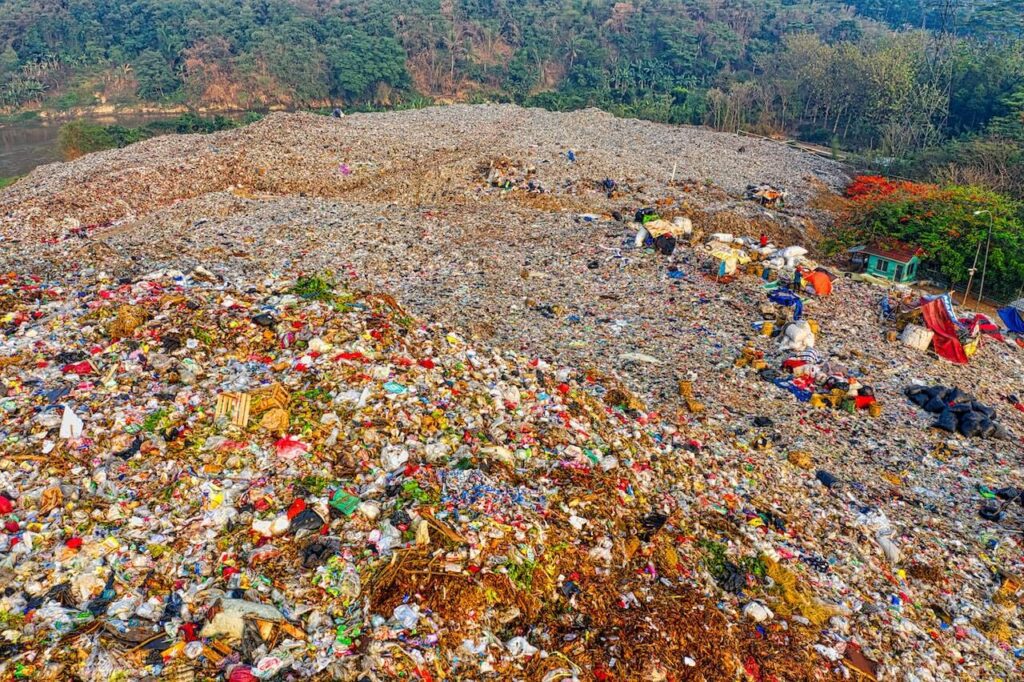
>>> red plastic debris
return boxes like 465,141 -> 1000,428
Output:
62,361 -> 94,375
286,498 -> 307,520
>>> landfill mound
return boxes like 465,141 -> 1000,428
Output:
0,105 -> 846,243
0,272 -> 832,681
2,106 -> 1024,681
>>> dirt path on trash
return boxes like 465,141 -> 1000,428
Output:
0,105 -> 848,244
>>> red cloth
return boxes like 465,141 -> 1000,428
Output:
962,314 -> 1004,343
921,299 -> 968,364
854,395 -> 877,409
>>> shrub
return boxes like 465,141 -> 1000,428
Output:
840,179 -> 1024,300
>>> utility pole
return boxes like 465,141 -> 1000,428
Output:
977,209 -> 994,308
962,210 -> 987,308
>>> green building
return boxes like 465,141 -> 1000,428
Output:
853,244 -> 923,283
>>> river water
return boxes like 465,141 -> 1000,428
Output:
0,118 -> 68,177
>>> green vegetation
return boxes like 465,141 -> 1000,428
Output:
57,113 -> 256,159
0,176 -> 19,189
504,558 -> 539,590
291,273 -> 338,302
142,408 -> 169,433
0,1 -> 1020,186
837,180 -> 1024,301
0,110 -> 38,124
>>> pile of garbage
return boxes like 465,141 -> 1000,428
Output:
905,384 -> 1012,439
702,232 -> 815,282
1,269 -> 844,681
0,106 -> 847,244
744,288 -> 880,415
485,157 -> 543,193
632,208 -> 694,256
4,105 -> 1024,681
745,183 -> 787,208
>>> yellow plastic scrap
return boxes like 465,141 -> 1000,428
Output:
881,472 -> 903,486
787,450 -> 813,469
107,304 -> 149,340
763,556 -> 837,626
734,346 -> 762,368
993,576 -> 1021,607
678,381 -> 705,414
981,614 -> 1013,643
260,407 -> 290,433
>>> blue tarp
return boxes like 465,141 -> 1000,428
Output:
768,289 -> 803,320
772,378 -> 813,402
998,307 -> 1024,334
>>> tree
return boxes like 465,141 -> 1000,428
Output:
0,46 -> 18,77
323,27 -> 408,104
58,120 -> 116,159
134,49 -> 180,99
843,182 -> 1024,299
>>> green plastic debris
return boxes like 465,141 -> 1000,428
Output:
330,489 -> 360,516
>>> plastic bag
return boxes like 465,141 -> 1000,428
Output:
391,604 -> 420,630
923,395 -> 948,413
932,409 -> 957,432
958,411 -> 984,438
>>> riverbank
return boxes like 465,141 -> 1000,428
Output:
2,103 -> 293,123
58,113 -> 261,160
0,110 -> 262,177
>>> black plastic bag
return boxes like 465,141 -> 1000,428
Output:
971,401 -> 996,419
947,387 -> 975,404
816,470 -> 841,489
715,560 -> 746,593
302,538 -> 341,568
924,395 -> 949,413
906,386 -> 931,407
635,207 -> 658,223
639,511 -> 669,542
654,234 -> 677,256
958,411 -> 985,438
932,408 -> 958,432
290,508 -> 325,533
980,501 -> 1004,521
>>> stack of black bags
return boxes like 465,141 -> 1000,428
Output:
905,385 -> 1012,440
